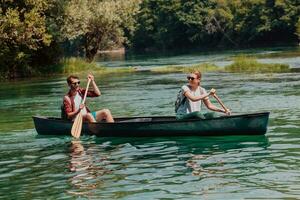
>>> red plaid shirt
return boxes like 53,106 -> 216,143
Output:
63,88 -> 99,118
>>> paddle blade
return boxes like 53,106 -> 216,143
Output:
71,113 -> 83,138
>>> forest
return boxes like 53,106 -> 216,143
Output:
1,0 -> 299,79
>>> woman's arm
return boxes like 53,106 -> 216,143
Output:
203,98 -> 227,113
184,88 -> 215,102
184,91 -> 210,102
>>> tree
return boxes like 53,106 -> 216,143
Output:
131,0 -> 300,50
295,13 -> 300,43
61,0 -> 141,62
0,0 -> 52,78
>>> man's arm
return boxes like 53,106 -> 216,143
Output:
64,96 -> 81,119
88,74 -> 101,96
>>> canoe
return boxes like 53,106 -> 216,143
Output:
33,112 -> 270,137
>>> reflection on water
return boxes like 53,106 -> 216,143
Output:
0,47 -> 300,198
67,140 -> 111,197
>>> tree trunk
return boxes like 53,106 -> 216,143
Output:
85,47 -> 98,63
85,32 -> 102,63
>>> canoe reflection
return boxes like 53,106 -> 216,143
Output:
68,140 -> 111,196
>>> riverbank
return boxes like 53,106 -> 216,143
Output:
0,56 -> 293,81
41,56 -> 293,75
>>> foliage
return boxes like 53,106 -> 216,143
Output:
296,18 -> 300,41
0,0 -> 53,78
61,0 -> 141,62
132,0 -> 300,50
0,0 -> 299,79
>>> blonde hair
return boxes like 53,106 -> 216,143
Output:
191,70 -> 201,85
192,70 -> 201,79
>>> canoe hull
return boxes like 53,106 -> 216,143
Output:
33,112 -> 269,137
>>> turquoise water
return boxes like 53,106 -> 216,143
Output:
97,46 -> 300,68
1,48 -> 300,199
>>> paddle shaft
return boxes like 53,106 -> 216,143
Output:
213,94 -> 229,113
81,79 -> 91,105
71,79 -> 91,138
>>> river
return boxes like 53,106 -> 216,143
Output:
0,47 -> 300,199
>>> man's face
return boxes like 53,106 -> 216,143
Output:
69,78 -> 80,90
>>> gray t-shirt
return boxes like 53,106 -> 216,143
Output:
176,85 -> 208,114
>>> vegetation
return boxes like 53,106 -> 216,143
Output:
0,0 -> 299,79
0,0 -> 141,79
224,56 -> 290,73
49,57 -> 136,75
132,0 -> 300,50
61,0 -> 141,62
39,56 -> 292,76
151,63 -> 220,74
0,0 -> 53,78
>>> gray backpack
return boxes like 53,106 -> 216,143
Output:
174,88 -> 187,113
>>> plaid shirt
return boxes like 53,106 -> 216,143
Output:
63,88 -> 99,118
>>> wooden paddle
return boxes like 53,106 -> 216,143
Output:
71,79 -> 91,138
212,92 -> 231,115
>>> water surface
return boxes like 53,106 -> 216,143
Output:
0,48 -> 300,199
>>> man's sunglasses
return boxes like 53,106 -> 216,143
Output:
187,76 -> 196,81
71,81 -> 80,85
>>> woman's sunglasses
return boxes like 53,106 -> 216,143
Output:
71,81 -> 80,85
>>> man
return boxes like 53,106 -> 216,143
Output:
62,74 -> 114,123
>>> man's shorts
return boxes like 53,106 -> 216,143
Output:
91,111 -> 97,120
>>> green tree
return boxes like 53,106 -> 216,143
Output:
0,0 -> 52,78
132,0 -> 235,50
131,0 -> 300,50
295,15 -> 300,42
61,0 -> 141,62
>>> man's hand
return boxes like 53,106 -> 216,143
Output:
87,74 -> 94,81
76,104 -> 85,114
79,104 -> 85,110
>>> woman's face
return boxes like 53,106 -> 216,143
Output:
187,73 -> 200,86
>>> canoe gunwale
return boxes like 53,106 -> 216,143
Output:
33,112 -> 270,125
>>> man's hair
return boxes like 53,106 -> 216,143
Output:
67,75 -> 79,84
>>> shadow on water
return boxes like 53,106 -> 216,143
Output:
34,134 -> 270,153
93,135 -> 270,154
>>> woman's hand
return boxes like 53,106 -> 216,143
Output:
224,109 -> 231,115
209,88 -> 216,96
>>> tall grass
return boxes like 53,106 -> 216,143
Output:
151,63 -> 220,73
225,56 -> 290,73
47,57 -> 135,75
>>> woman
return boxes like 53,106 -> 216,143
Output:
176,70 -> 230,120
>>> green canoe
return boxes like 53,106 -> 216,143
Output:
33,112 -> 269,137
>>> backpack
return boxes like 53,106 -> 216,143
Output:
174,88 -> 187,113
